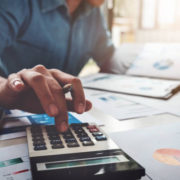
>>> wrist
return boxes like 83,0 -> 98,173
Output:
0,77 -> 11,108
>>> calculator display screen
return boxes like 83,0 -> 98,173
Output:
46,156 -> 120,170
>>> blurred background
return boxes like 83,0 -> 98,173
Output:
111,0 -> 180,45
79,0 -> 180,76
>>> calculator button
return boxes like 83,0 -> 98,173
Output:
81,123 -> 89,127
46,128 -> 59,133
46,126 -> 57,131
48,136 -> 60,140
77,133 -> 88,138
63,134 -> 74,139
79,137 -> 91,142
48,134 -> 59,138
71,123 -> 88,128
33,141 -> 46,146
52,144 -> 64,149
50,139 -> 62,144
31,132 -> 43,136
31,126 -> 42,130
74,129 -> 85,134
32,137 -> 44,141
71,125 -> 83,129
32,135 -> 43,139
89,128 -> 99,133
34,145 -> 47,151
92,132 -> 103,136
65,138 -> 77,143
71,124 -> 82,129
82,141 -> 94,146
67,142 -> 79,148
47,132 -> 59,136
62,129 -> 72,134
32,132 -> 43,136
31,128 -> 42,133
95,135 -> 107,141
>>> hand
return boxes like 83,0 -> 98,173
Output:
0,65 -> 92,132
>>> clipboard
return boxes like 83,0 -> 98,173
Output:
82,73 -> 180,100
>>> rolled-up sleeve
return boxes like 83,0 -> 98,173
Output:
91,9 -> 133,74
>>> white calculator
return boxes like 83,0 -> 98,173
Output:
26,123 -> 145,180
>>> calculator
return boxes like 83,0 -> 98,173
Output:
26,123 -> 145,180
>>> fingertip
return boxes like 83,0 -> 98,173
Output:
77,103 -> 85,114
56,121 -> 69,132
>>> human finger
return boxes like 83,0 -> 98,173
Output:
50,70 -> 86,114
18,69 -> 59,117
33,65 -> 69,131
47,79 -> 69,132
66,98 -> 92,112
54,99 -> 92,132
33,64 -> 51,76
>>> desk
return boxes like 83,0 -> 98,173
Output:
1,41 -> 180,179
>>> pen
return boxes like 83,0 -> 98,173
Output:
62,84 -> 73,94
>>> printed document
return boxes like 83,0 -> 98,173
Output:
110,114 -> 180,180
85,89 -> 164,120
82,73 -> 180,99
127,43 -> 180,80
0,143 -> 31,180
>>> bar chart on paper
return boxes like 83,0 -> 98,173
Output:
0,143 -> 31,180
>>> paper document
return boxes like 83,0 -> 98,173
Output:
127,43 -> 180,80
85,89 -> 164,120
110,114 -> 180,180
0,117 -> 30,140
0,143 -> 31,180
71,111 -> 104,126
116,91 -> 180,117
82,73 -> 180,99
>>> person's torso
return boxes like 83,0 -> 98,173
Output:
1,0 -> 99,76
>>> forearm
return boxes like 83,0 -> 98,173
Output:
100,47 -> 134,74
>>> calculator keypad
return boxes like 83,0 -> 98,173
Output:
30,123 -> 107,151
31,126 -> 47,151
